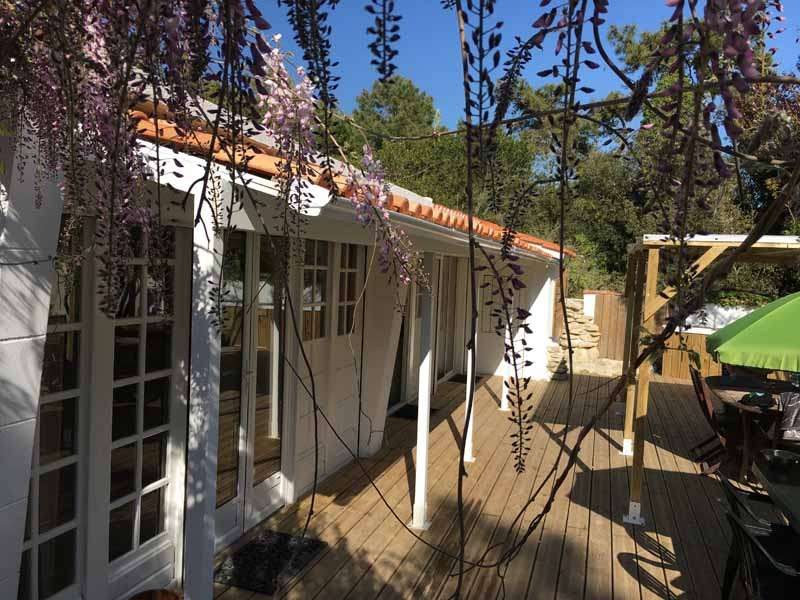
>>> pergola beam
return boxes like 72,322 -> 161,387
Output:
642,246 -> 726,322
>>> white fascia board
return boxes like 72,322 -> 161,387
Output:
135,140 -> 331,226
320,201 -> 557,264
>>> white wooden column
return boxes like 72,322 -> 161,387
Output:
0,136 -> 63,599
463,341 -> 476,463
500,325 -> 512,412
411,253 -> 435,530
182,189 -> 225,599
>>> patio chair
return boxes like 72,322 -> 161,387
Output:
722,512 -> 800,599
689,367 -> 733,473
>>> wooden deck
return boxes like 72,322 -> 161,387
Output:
214,374 -> 737,600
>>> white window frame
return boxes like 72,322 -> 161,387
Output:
335,243 -> 362,337
19,218 -> 92,600
301,239 -> 330,341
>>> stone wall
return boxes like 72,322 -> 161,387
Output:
546,298 -> 601,379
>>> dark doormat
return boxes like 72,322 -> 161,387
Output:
391,403 -> 439,420
214,530 -> 326,596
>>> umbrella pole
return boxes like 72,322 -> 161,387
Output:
625,248 -> 660,525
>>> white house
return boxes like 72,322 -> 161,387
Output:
0,111 -> 570,600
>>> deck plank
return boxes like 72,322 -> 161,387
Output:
219,375 -> 734,600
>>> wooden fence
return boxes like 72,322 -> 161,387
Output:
661,331 -> 722,381
586,290 -> 627,361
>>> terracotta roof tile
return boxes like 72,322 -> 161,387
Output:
131,110 -> 575,259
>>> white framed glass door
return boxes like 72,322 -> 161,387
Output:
215,232 -> 284,546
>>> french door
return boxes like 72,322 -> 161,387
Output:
215,232 -> 284,547
435,256 -> 458,382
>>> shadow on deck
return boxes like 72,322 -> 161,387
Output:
214,375 -> 736,600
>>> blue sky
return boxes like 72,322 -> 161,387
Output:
258,0 -> 800,128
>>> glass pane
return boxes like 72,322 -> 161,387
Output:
56,214 -> 83,256
217,233 -> 245,509
110,443 -> 136,501
144,378 -> 169,431
302,308 -> 314,341
346,305 -> 355,334
338,272 -> 346,302
24,482 -> 31,541
346,272 -> 357,302
340,244 -> 348,269
38,529 -> 76,598
315,240 -> 328,266
315,269 -> 326,303
41,332 -> 80,394
303,270 -> 314,304
108,501 -> 134,561
316,307 -> 326,339
114,265 -> 142,318
304,239 -> 315,265
114,325 -> 140,380
112,384 -> 138,441
146,322 -> 172,372
140,487 -> 165,544
151,225 -> 176,259
147,264 -> 174,316
18,549 -> 30,600
39,464 -> 77,534
216,409 -> 240,507
49,264 -> 81,324
348,244 -> 358,269
40,398 -> 78,464
142,432 -> 167,487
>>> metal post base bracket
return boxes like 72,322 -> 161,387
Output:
623,501 -> 645,526
621,438 -> 634,457
463,454 -> 476,464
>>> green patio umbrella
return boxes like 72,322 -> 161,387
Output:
706,291 -> 800,373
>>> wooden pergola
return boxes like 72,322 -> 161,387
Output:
619,234 -> 800,525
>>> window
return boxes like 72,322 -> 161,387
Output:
337,243 -> 360,336
107,226 -> 175,563
302,239 -> 329,340
20,216 -> 84,600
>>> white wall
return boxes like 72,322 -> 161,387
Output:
475,256 -> 554,380
0,136 -> 64,599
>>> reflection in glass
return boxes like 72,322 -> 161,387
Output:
216,231 -> 245,508
49,264 -> 81,324
38,464 -> 77,534
145,322 -> 172,372
112,384 -> 138,441
108,501 -> 134,561
142,432 -> 167,487
110,443 -> 137,501
18,549 -> 30,600
314,269 -> 326,303
114,325 -> 140,380
147,264 -> 174,316
254,236 -> 282,485
140,487 -> 164,544
38,529 -> 76,598
114,265 -> 142,318
40,398 -> 78,464
41,332 -> 80,394
144,378 -> 170,430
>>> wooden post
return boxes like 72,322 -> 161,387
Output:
411,252 -> 435,530
621,251 -> 646,455
624,248 -> 660,525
